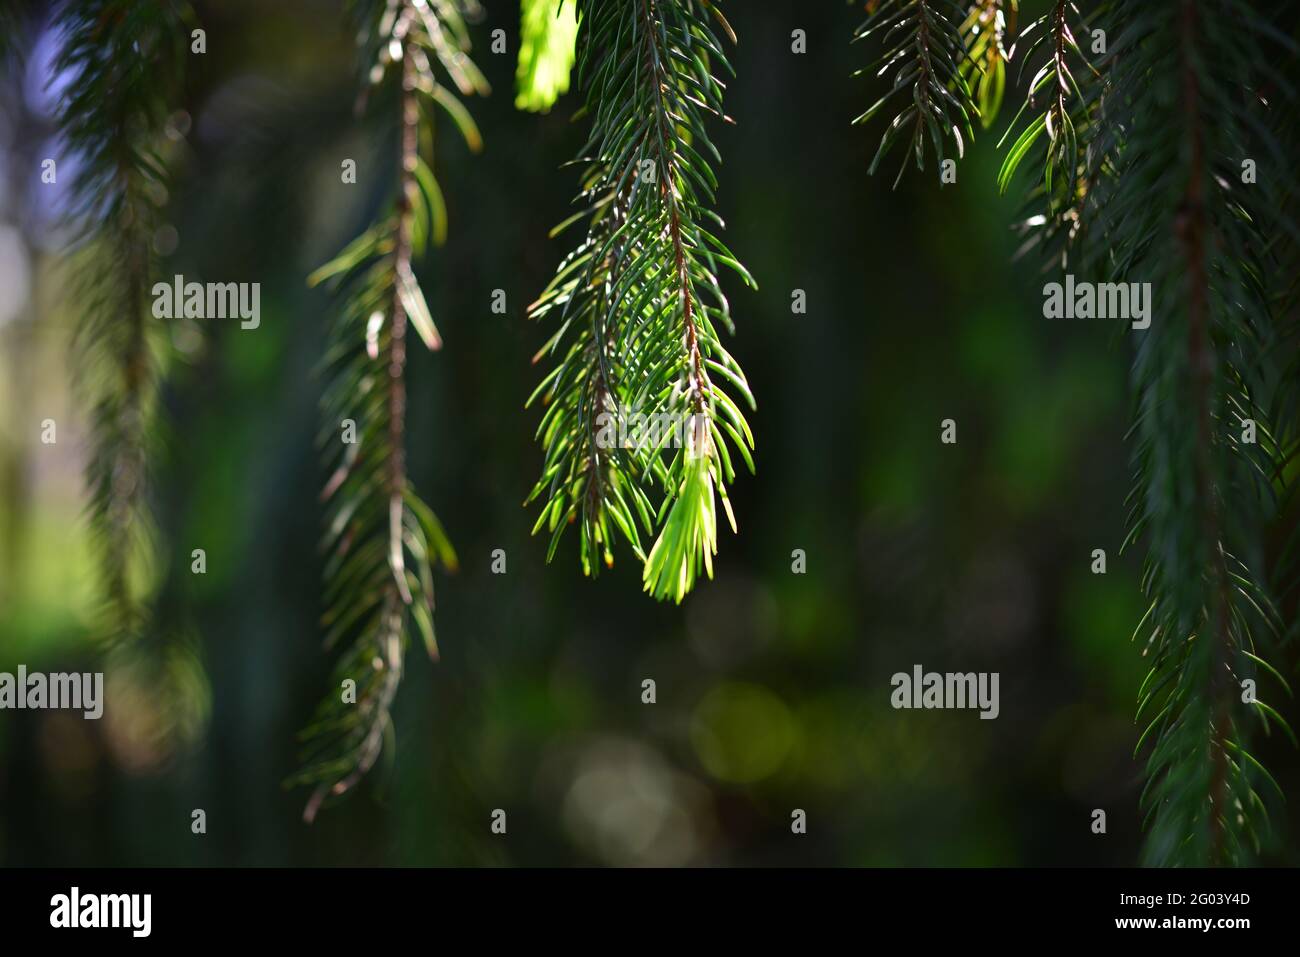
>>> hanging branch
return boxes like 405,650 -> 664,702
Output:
294,0 -> 486,821
853,0 -> 979,186
527,169 -> 659,577
995,0 -> 1101,205
998,0 -> 1108,272
528,0 -> 756,602
959,0 -> 1016,130
1082,0 -> 1296,865
56,0 -> 208,753
634,0 -> 756,602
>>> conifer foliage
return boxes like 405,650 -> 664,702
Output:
1084,0 -> 1297,867
856,0 -> 1298,865
959,0 -> 1016,131
55,0 -> 208,756
852,0 -> 984,185
994,0 -> 1099,208
528,0 -> 756,603
293,0 -> 487,821
998,0 -> 1106,269
994,0 -> 1298,864
17,0 -> 1298,862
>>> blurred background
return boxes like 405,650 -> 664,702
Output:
0,0 -> 1296,866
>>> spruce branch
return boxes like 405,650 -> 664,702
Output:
853,0 -> 978,187
294,0 -> 485,821
959,0 -> 1016,129
995,0 -> 1101,206
1084,0 -> 1297,865
55,0 -> 208,755
527,174 -> 659,576
999,1 -> 1110,274
528,0 -> 756,601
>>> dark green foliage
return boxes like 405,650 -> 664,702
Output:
55,0 -> 208,753
528,0 -> 756,602
293,0 -> 485,820
1011,0 -> 1298,865
853,0 -> 980,186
